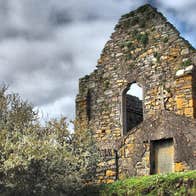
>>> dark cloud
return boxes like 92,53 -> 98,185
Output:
0,0 -> 195,121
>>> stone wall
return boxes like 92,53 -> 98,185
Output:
75,4 -> 196,183
76,4 -> 196,145
118,111 -> 196,178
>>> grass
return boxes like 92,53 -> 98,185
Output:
82,170 -> 196,196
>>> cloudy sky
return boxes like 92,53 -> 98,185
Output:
0,0 -> 195,122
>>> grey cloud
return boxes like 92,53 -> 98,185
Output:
0,0 -> 145,40
0,0 -> 195,121
48,0 -> 145,21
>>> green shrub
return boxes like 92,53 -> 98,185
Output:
153,52 -> 161,62
92,171 -> 196,196
137,5 -> 149,13
131,16 -> 139,26
163,37 -> 169,43
181,59 -> 192,68
0,87 -> 100,196
136,33 -> 149,46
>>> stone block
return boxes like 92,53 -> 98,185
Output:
107,159 -> 115,166
174,162 -> 187,172
189,100 -> 193,107
106,179 -> 115,184
185,65 -> 193,72
106,170 -> 116,177
184,108 -> 193,116
181,48 -> 189,55
176,69 -> 184,77
176,98 -> 184,109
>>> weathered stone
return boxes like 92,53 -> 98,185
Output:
185,65 -> 193,72
106,170 -> 116,177
175,162 -> 188,172
116,53 -> 123,57
176,69 -> 184,77
75,4 -> 196,183
181,48 -> 189,55
106,179 -> 115,184
176,98 -> 184,109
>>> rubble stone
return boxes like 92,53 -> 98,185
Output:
76,4 -> 196,183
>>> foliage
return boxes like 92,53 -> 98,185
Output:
181,59 -> 192,68
0,86 -> 37,133
136,33 -> 149,46
0,87 -> 100,195
124,41 -> 133,48
139,20 -> 146,28
163,36 -> 169,43
153,52 -> 161,62
98,170 -> 196,196
131,16 -> 139,26
137,4 -> 150,13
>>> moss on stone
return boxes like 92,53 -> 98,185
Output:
181,59 -> 192,68
137,4 -> 151,13
136,33 -> 149,46
120,41 -> 134,50
131,16 -> 139,26
139,20 -> 146,28
104,81 -> 110,89
163,36 -> 169,43
153,52 -> 161,62
126,53 -> 132,60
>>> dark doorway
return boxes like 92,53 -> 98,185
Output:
122,83 -> 143,134
150,138 -> 174,174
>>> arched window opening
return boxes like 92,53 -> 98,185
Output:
122,83 -> 143,134
86,90 -> 91,122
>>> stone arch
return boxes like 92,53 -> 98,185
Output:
121,82 -> 144,135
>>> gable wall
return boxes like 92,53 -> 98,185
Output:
76,5 -> 196,146
75,5 -> 196,182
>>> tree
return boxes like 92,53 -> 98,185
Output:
0,86 -> 37,133
0,87 -> 100,195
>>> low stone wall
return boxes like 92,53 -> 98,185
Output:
118,110 -> 196,178
95,110 -> 196,182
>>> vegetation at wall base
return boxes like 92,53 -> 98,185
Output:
89,170 -> 195,196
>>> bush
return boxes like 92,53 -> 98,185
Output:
0,87 -> 100,195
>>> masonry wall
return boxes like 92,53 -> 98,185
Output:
118,111 -> 196,178
75,4 -> 196,183
76,5 -> 196,145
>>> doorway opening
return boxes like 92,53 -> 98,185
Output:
150,138 -> 174,174
122,82 -> 143,135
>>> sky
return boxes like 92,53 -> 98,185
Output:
0,0 -> 195,122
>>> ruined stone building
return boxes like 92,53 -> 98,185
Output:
76,4 -> 196,183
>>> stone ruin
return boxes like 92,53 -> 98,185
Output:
76,4 -> 196,183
